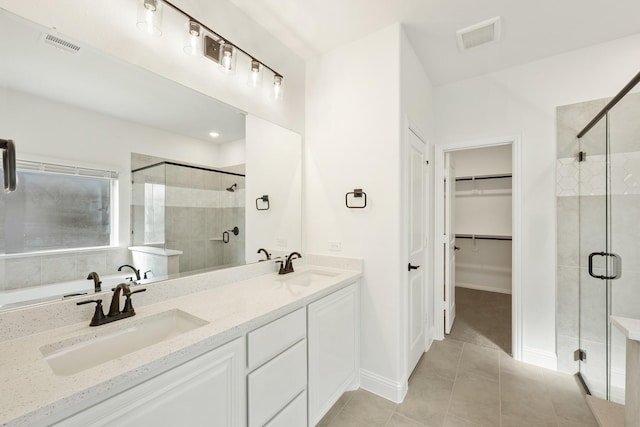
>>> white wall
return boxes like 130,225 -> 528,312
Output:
434,33 -> 640,367
306,24 -> 403,399
245,115 -> 302,263
0,0 -> 306,134
306,24 -> 434,401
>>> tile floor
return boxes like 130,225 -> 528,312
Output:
318,339 -> 599,427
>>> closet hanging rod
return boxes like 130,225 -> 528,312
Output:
455,173 -> 512,182
455,234 -> 512,241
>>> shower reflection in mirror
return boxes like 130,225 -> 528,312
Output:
131,156 -> 245,273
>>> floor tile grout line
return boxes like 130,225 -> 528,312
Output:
443,341 -> 465,424
498,348 -> 503,427
323,392 -> 353,427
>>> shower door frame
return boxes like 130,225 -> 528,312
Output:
575,70 -> 640,402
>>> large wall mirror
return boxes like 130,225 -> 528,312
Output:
0,9 -> 302,310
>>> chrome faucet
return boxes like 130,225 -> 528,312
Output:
257,248 -> 271,261
279,252 -> 302,275
86,272 -> 102,292
118,264 -> 141,281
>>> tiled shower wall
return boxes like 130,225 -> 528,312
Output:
556,92 -> 640,402
131,158 -> 246,274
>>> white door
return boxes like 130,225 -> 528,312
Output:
407,129 -> 427,373
444,155 -> 456,334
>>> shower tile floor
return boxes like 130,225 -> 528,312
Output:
318,287 -> 598,426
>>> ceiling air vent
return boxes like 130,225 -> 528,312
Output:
41,33 -> 82,54
456,16 -> 501,51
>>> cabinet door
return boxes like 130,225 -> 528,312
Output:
56,338 -> 244,427
308,283 -> 359,426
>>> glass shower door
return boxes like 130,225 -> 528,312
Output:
578,115 -> 609,400
607,91 -> 640,404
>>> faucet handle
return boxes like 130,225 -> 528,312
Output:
123,288 -> 146,314
77,299 -> 106,326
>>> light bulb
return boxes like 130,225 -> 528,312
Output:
273,74 -> 283,101
218,42 -> 236,73
183,21 -> 201,55
248,59 -> 262,88
137,0 -> 162,36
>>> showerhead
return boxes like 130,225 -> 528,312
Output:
226,183 -> 237,192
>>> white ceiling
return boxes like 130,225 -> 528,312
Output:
230,0 -> 640,85
0,10 -> 246,144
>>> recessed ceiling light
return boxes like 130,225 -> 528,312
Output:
209,131 -> 220,138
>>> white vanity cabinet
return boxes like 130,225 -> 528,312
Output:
47,279 -> 360,427
246,308 -> 308,427
54,337 -> 245,427
308,283 -> 359,426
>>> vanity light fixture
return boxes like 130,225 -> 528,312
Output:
218,41 -> 236,73
136,0 -> 163,36
248,59 -> 262,88
135,0 -> 284,100
273,74 -> 283,101
183,20 -> 201,55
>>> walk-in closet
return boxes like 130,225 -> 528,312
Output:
448,145 -> 513,354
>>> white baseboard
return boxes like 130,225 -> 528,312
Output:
456,282 -> 512,295
522,346 -> 557,370
359,369 -> 407,403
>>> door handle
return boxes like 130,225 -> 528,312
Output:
454,246 -> 460,251
0,139 -> 16,193
408,263 -> 420,271
588,252 -> 622,280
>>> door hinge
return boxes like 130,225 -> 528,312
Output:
578,151 -> 586,162
574,349 -> 587,362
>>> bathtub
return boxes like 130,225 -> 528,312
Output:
0,274 -> 135,309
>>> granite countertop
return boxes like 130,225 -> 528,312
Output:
0,265 -> 360,426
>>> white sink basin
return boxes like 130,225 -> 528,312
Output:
41,309 -> 208,376
276,270 -> 340,287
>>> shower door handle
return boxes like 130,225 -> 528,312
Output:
0,139 -> 16,192
588,252 -> 622,280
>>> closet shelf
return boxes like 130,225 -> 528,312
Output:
455,173 -> 512,182
455,234 -> 512,241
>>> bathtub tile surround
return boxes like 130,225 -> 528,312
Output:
0,247 -> 131,292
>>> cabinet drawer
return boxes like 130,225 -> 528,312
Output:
247,307 -> 306,370
248,339 -> 307,427
265,391 -> 307,427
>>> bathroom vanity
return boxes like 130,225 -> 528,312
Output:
0,262 -> 361,426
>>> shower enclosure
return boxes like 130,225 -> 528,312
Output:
576,72 -> 640,403
131,161 -> 245,274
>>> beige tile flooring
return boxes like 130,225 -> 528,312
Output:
318,339 -> 599,427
